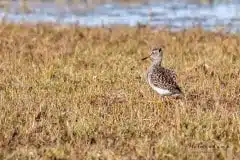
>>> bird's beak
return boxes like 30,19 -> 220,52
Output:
141,55 -> 151,61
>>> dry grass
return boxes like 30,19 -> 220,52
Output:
0,23 -> 239,159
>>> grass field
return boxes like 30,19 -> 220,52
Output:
0,23 -> 239,159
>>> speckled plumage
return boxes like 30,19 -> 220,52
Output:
142,48 -> 182,96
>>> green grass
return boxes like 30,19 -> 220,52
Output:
0,23 -> 239,159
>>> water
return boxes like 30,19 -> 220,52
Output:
1,0 -> 240,32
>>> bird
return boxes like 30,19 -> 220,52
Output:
142,47 -> 182,97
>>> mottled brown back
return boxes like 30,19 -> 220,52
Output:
148,65 -> 182,94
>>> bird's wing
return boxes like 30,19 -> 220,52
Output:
150,67 -> 181,94
164,68 -> 177,82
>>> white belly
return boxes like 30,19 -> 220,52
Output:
151,84 -> 172,96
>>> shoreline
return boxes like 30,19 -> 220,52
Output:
0,21 -> 236,34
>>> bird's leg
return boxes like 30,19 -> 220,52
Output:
165,96 -> 171,106
160,96 -> 170,106
160,96 -> 165,102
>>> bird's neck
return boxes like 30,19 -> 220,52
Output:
151,59 -> 162,67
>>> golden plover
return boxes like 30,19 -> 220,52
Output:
142,48 -> 182,97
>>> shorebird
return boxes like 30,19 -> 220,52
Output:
142,48 -> 182,97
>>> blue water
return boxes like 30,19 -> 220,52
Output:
1,0 -> 240,32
